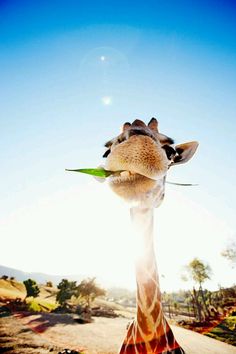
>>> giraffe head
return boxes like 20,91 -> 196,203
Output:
103,118 -> 198,207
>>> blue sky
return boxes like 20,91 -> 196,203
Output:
0,1 -> 235,290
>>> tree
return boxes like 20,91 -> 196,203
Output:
23,279 -> 40,298
1,275 -> 8,280
221,241 -> 236,268
173,301 -> 179,316
76,278 -> 106,308
162,292 -> 173,318
182,258 -> 212,320
46,281 -> 53,287
187,258 -> 212,286
183,292 -> 196,319
56,279 -> 77,306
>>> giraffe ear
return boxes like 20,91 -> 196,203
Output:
172,141 -> 199,165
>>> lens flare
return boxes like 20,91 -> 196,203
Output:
102,96 -> 112,105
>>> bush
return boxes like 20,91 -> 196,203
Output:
23,279 -> 40,298
56,279 -> 77,306
46,281 -> 53,287
27,299 -> 41,312
77,277 -> 106,307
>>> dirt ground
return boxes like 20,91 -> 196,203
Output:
0,311 -> 127,354
0,312 -> 61,354
1,311 -> 236,354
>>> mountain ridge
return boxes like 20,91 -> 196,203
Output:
0,264 -> 85,285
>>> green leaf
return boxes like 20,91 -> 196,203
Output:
65,168 -> 116,178
65,168 -> 198,186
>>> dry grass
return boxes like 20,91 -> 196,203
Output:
0,279 -> 26,300
0,279 -> 59,314
39,286 -> 58,300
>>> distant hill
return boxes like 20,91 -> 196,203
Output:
0,278 -> 26,300
0,264 -> 84,286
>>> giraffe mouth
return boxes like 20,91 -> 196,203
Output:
107,169 -> 160,202
109,170 -> 152,184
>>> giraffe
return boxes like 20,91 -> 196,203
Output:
103,118 -> 198,354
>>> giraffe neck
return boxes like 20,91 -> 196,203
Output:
119,206 -> 185,354
131,207 -> 163,341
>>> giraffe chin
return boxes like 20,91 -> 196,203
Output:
108,172 -> 159,202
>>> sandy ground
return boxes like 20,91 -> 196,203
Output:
172,325 -> 236,354
1,312 -> 236,354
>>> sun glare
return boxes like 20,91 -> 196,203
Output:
1,179 -> 234,291
102,96 -> 112,105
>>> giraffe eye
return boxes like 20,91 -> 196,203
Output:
162,145 -> 176,160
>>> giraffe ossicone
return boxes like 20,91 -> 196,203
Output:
102,118 -> 198,354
